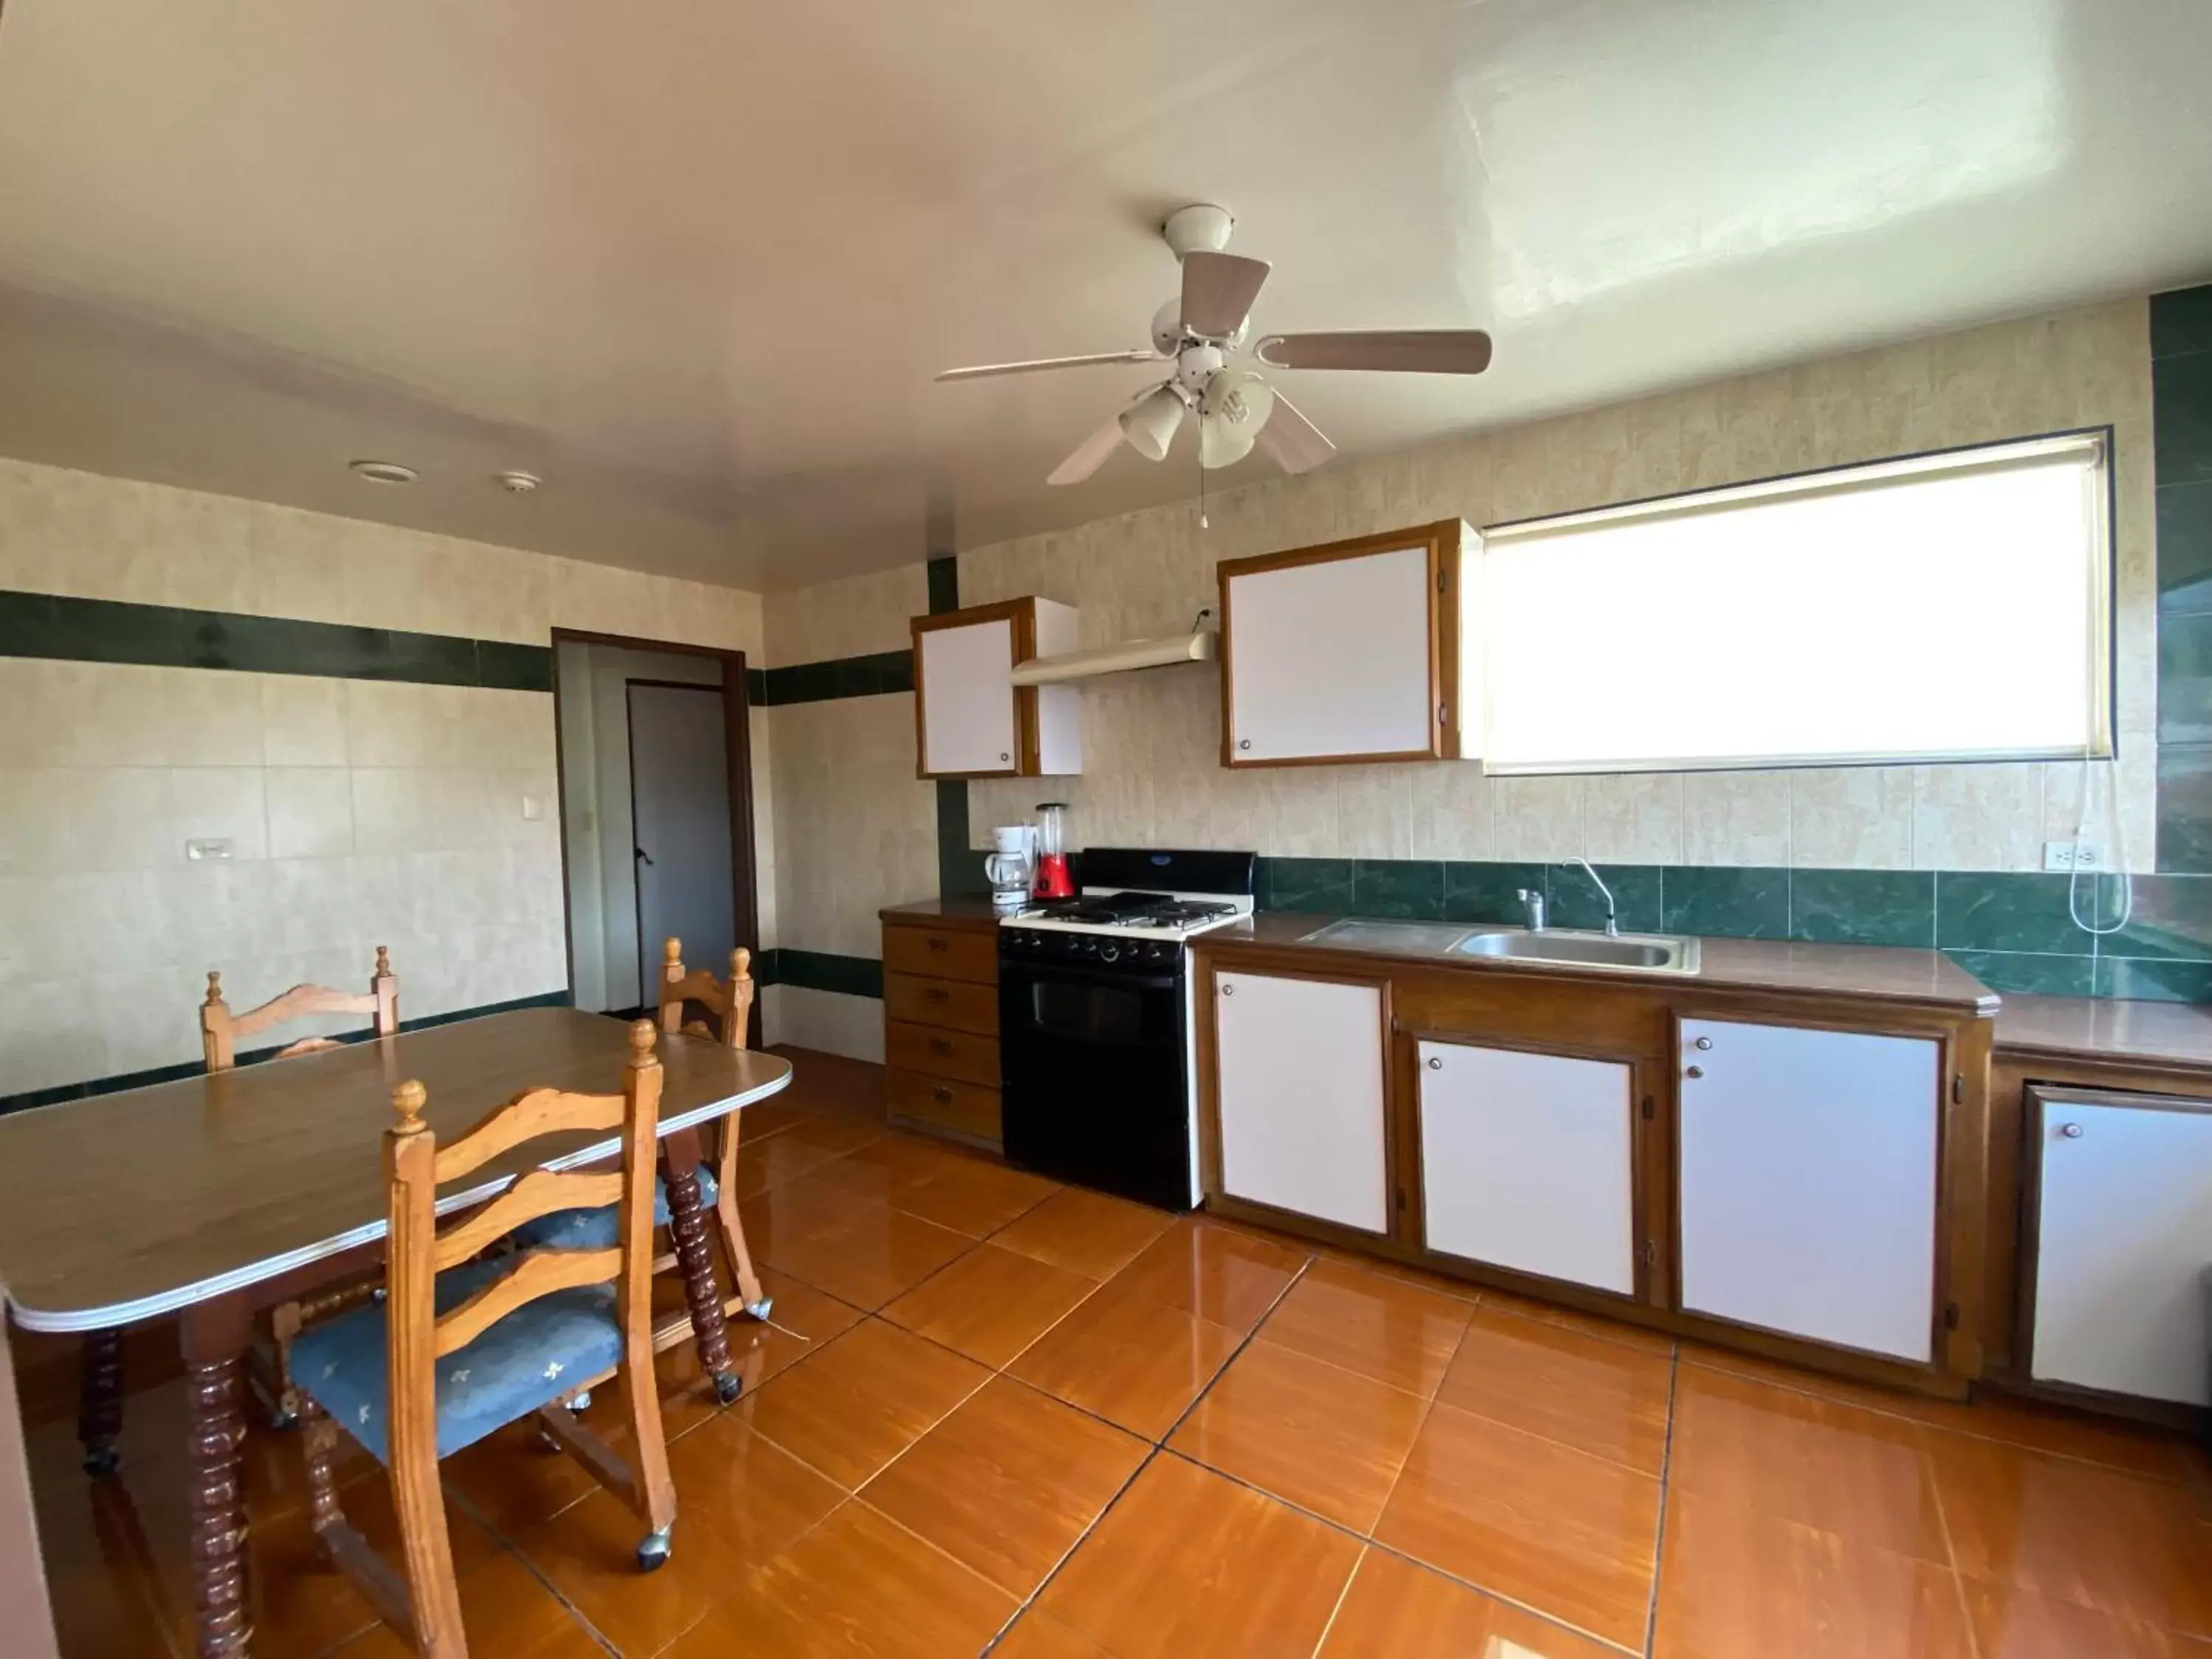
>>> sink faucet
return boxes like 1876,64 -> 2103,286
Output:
1515,888 -> 1546,932
1567,858 -> 1620,936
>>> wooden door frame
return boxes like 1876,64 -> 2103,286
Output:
549,630 -> 761,1045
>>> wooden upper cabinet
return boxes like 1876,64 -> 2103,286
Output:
911,597 -> 1082,779
1217,521 -> 1477,768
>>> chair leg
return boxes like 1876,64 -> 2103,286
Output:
77,1326 -> 123,1477
268,1301 -> 305,1429
621,1357 -> 678,1574
388,1425 -> 468,1659
298,1397 -> 428,1651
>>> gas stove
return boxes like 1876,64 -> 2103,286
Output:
998,849 -> 1257,962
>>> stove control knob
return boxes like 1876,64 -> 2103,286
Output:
1101,943 -> 1120,964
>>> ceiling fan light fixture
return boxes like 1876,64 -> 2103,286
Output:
1119,385 -> 1187,462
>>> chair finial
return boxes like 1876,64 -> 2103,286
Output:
627,1018 -> 658,1065
731,947 -> 751,981
204,970 -> 223,1006
374,945 -> 391,977
663,938 -> 682,965
391,1079 -> 428,1129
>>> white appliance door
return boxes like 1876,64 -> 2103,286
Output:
1228,546 -> 1432,762
1419,1041 -> 1635,1295
2031,1091 -> 2212,1405
1677,1018 -> 1938,1361
922,619 -> 1017,774
1214,972 -> 1388,1232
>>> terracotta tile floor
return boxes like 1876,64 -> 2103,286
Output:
29,1045 -> 2212,1658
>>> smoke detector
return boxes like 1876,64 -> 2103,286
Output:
494,470 -> 542,495
348,459 -> 417,485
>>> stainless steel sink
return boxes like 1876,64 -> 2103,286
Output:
1298,919 -> 1478,953
1454,928 -> 1701,974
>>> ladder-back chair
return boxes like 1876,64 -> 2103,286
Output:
658,939 -> 771,1324
201,945 -> 400,1070
290,1023 -> 678,1658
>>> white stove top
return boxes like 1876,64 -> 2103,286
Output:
998,886 -> 1255,943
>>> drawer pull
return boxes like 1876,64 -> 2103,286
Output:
926,936 -> 949,953
933,1086 -> 953,1104
929,1037 -> 953,1055
925,987 -> 948,1001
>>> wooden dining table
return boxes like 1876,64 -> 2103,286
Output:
0,1006 -> 793,1658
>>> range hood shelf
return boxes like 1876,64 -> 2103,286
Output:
1009,629 -> 1217,686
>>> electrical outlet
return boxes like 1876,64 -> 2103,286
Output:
521,795 -> 543,821
2042,841 -> 2105,872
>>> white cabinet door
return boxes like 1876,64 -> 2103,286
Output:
2031,1092 -> 2212,1405
1214,972 -> 1388,1233
919,618 -> 1016,775
1418,1041 -> 1635,1295
1226,545 -> 1433,762
1677,1018 -> 1939,1361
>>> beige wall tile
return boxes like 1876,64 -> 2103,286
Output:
1492,775 -> 1585,861
262,678 -> 349,765
1912,762 -> 2047,871
1682,771 -> 1792,865
169,768 -> 269,863
1790,767 -> 1915,869
267,768 -> 355,859
1584,773 -> 1686,865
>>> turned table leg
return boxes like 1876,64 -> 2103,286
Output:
661,1126 -> 738,1403
181,1298 -> 251,1658
77,1326 -> 123,1478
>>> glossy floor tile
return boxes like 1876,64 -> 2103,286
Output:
880,1241 -> 1101,1368
1037,1454 -> 1363,1659
1168,1338 -> 1427,1531
1435,1304 -> 1674,1475
35,1053 -> 2212,1659
860,1375 -> 1147,1598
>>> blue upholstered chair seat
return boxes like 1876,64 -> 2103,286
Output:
291,1253 -> 622,1464
504,1161 -> 717,1253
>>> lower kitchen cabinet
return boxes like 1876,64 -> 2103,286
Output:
880,909 -> 1002,1147
1416,1040 -> 1636,1295
1677,1017 -> 1941,1362
2028,1086 -> 2212,1406
1212,970 -> 1388,1234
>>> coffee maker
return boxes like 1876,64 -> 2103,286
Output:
985,824 -> 1037,914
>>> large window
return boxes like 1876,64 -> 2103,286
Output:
1478,431 -> 2112,775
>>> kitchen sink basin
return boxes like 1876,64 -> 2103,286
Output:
1454,928 -> 1701,974
1298,919 -> 1476,953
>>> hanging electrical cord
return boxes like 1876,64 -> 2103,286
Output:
2067,747 -> 2132,936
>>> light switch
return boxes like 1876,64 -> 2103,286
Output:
521,795 -> 543,821
186,838 -> 232,861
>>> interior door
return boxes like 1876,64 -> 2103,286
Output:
627,681 -> 736,1004
920,618 -> 1018,775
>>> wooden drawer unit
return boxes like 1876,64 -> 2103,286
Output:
888,1020 -> 1001,1089
884,972 -> 998,1037
881,905 -> 1004,1149
883,922 -> 997,985
888,1068 -> 1004,1144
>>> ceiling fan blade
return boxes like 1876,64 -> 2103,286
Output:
1254,386 -> 1336,475
936,349 -> 1161,383
1047,412 -> 1131,486
1180,252 -> 1271,339
1253,330 -> 1493,375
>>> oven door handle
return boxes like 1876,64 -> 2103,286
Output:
1001,963 -> 1183,994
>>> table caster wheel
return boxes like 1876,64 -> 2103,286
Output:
81,1443 -> 119,1479
268,1404 -> 299,1431
567,1390 -> 591,1413
714,1371 -> 742,1405
743,1298 -> 773,1322
636,1527 -> 672,1573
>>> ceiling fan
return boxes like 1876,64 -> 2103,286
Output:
935,203 -> 1494,487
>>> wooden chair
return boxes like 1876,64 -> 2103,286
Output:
658,938 -> 771,1323
291,1023 -> 678,1658
74,949 -> 402,1475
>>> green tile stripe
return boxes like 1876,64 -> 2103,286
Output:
760,947 -> 883,1000
1256,858 -> 2212,1003
0,588 -> 554,690
0,988 -> 574,1119
759,650 -> 913,705
2155,283 -> 2212,872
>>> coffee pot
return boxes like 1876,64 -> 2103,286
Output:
984,824 -> 1036,914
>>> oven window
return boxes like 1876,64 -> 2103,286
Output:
1025,978 -> 1155,1045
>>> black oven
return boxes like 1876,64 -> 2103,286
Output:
999,945 -> 1193,1211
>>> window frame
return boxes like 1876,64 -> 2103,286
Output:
1474,425 -> 2118,777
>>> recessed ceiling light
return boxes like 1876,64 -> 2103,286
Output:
494,470 -> 542,495
348,459 -> 417,484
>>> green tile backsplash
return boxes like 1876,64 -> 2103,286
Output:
1255,858 -> 2212,1003
2157,284 -> 2212,876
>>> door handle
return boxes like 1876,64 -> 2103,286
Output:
633,846 -> 655,866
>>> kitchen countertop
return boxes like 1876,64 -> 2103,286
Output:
1194,911 -> 2002,1014
1993,992 -> 2212,1073
880,896 -> 1004,931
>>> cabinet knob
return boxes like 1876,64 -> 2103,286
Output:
1684,1065 -> 1704,1079
1237,738 -> 1251,751
1000,751 -> 1011,762
1427,1056 -> 1442,1071
2057,1121 -> 2084,1138
1693,1036 -> 1712,1051
1220,983 -> 1235,996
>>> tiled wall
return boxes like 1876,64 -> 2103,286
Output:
2156,285 -> 2212,870
758,296 -> 2199,1034
0,456 -> 770,1101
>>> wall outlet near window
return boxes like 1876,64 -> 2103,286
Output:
2042,840 -> 2106,872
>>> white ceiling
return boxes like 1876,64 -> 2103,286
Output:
0,0 -> 2208,591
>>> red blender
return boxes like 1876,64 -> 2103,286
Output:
1032,801 -> 1075,900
